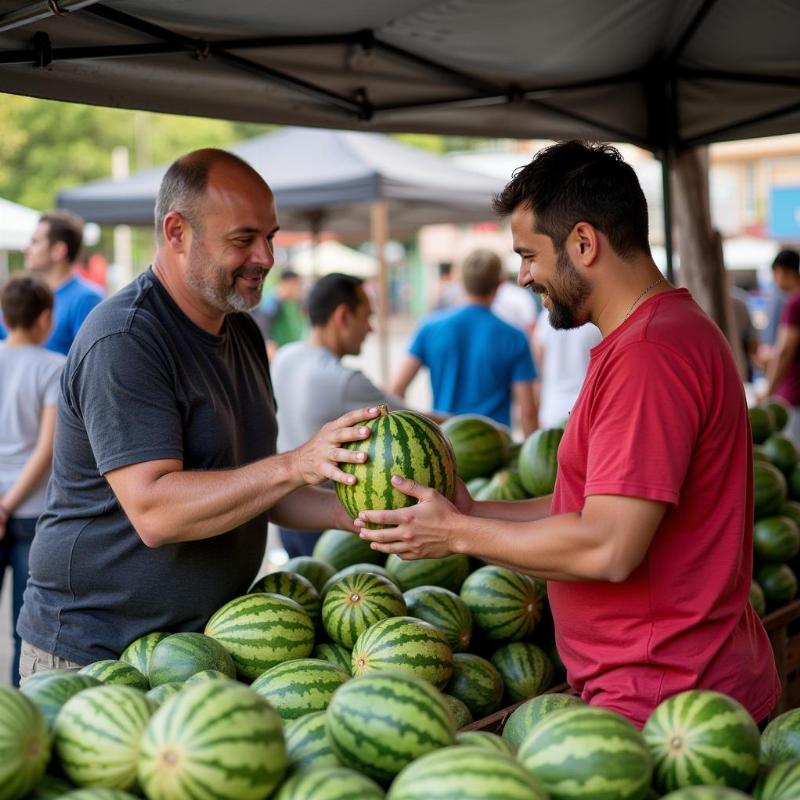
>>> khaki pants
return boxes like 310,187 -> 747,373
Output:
18,640 -> 83,683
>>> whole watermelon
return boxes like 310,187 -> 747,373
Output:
764,398 -> 791,434
761,708 -> 800,766
502,692 -> 584,749
518,428 -> 563,497
752,758 -> 800,799
749,406 -> 774,445
757,563 -> 798,608
755,461 -> 788,519
753,515 -> 800,563
474,469 -> 529,501
763,435 -> 799,476
441,414 -> 509,481
0,687 -> 50,800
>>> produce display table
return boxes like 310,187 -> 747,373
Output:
763,598 -> 800,714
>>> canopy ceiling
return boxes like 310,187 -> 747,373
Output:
0,0 -> 798,152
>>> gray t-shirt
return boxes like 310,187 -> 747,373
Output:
18,268 -> 277,663
0,343 -> 65,518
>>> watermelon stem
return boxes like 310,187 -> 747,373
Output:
377,403 -> 389,418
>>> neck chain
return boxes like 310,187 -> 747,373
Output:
624,277 -> 666,321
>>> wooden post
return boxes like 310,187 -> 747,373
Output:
371,200 -> 390,386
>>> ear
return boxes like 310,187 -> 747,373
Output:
162,211 -> 190,253
332,303 -> 351,328
37,307 -> 53,334
50,240 -> 68,263
571,222 -> 600,267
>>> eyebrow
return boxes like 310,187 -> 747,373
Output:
229,225 -> 281,237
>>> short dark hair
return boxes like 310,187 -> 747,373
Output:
41,210 -> 84,262
280,268 -> 300,281
1,272 -> 54,330
493,140 -> 651,259
461,249 -> 502,296
308,273 -> 364,326
773,249 -> 800,273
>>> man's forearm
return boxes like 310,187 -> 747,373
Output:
766,349 -> 793,396
272,485 -> 354,532
470,494 -> 552,522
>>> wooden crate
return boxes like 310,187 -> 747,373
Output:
460,683 -> 570,734
763,598 -> 800,715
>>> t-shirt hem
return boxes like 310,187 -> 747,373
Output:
584,481 -> 679,504
96,449 -> 184,475
17,623 -> 92,667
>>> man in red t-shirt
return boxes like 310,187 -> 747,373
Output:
763,249 -> 800,446
355,141 -> 779,728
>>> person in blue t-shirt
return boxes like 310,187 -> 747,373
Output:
390,249 -> 539,434
0,210 -> 103,356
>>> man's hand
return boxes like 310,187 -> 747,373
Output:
452,478 -> 474,515
292,406 -> 380,487
354,475 -> 461,559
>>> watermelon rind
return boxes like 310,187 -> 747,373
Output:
491,642 -> 554,703
119,631 -> 170,677
386,553 -> 470,593
404,584 -> 473,652
659,788 -> 752,799
0,687 -> 50,800
313,642 -> 353,674
145,681 -> 183,707
750,406 -> 774,445
762,435 -> 799,476
284,711 -> 341,773
312,528 -> 385,570
441,414 -> 509,481
752,757 -> 800,799
21,672 -> 101,730
761,708 -> 800,766
445,652 -> 504,719
456,730 -> 515,755
755,461 -> 788,519
274,765 -> 384,800
283,556 -> 336,593
249,570 -> 321,627
24,775 -> 75,800
442,693 -> 473,728
78,660 -> 149,691
148,632 -> 236,686
502,692 -> 584,749
320,562 -> 400,597
518,427 -> 563,497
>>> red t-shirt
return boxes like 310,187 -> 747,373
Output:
777,289 -> 800,406
548,288 -> 780,728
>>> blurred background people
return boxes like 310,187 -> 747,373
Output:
433,261 -> 464,310
254,268 -> 308,359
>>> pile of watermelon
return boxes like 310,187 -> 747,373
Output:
749,398 -> 800,616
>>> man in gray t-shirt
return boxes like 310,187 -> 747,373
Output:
272,273 -> 405,557
17,150 -> 377,671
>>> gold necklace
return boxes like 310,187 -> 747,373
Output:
624,277 -> 666,321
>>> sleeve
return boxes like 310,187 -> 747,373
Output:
68,332 -> 184,474
781,295 -> 800,329
408,323 -> 430,364
510,330 -> 538,382
583,342 -> 702,505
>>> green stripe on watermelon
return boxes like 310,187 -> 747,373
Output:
757,563 -> 798,609
250,658 -> 350,720
456,730 -> 515,755
351,615 -> 454,689
145,681 -> 183,707
441,415 -> 509,481
404,584 -> 473,652
312,528 -> 385,570
283,556 -> 336,593
761,708 -> 800,766
474,469 -> 530,501
320,563 -> 400,597
326,671 -> 455,783
763,435 -> 799,476
138,681 -> 286,800
442,693 -> 473,728
754,516 -> 800,563
755,461 -> 788,519
148,632 -> 236,686
21,672 -> 101,730
322,572 -> 407,649
24,775 -> 75,800
518,427 -> 563,496
0,687 -> 50,800
275,765 -> 384,800
313,642 -> 353,673
490,643 -> 553,703
518,705 -> 653,800
750,580 -> 767,617
119,631 -> 170,676
750,406 -> 774,445
660,789 -> 752,799
387,553 -> 470,592
58,791 -> 142,800
250,571 -> 321,626
183,669 -> 234,686
78,660 -> 149,691
445,652 -> 504,719
204,592 -> 315,681
388,745 -> 548,800
753,758 -> 800,799
284,710 -> 341,772
502,692 -> 585,750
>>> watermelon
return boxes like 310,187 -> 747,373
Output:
490,642 -> 553,703
780,500 -> 800,530
474,469 -> 529,501
275,765 -> 384,800
750,407 -> 774,445
283,556 -> 336,593
313,642 -> 353,673
441,414 -> 509,481
460,565 -> 544,642
763,435 -> 799,476
312,528 -> 385,570
754,515 -> 800,563
54,685 -> 154,790
643,689 -> 760,793
761,708 -> 800,766
183,669 -> 234,686
445,652 -> 504,719
502,692 -> 584,749
518,427 -> 563,496
386,553 -> 470,592
789,464 -> 800,502
757,563 -> 798,607
250,571 -> 321,626
322,571 -> 407,648
404,584 -> 473,651
119,631 -> 170,676
78,660 -> 149,691
148,632 -> 236,686
660,789 -> 752,799
351,615 -> 454,689
145,682 -> 183,707
456,730 -> 515,755
442,693 -> 473,728
138,681 -> 286,800
754,446 -> 771,463
337,405 -> 457,527
250,658 -> 350,720
764,399 -> 791,434
750,580 -> 767,617
388,745 -> 548,800
320,562 -> 400,597
326,671 -> 455,782
283,710 -> 341,772
204,592 -> 315,681
19,669 -> 66,693
466,477 -> 490,496
0,687 -> 50,800
58,792 -> 142,800
753,758 -> 800,799
755,462 -> 789,519
518,705 -> 653,800
21,672 -> 101,730
24,775 -> 75,799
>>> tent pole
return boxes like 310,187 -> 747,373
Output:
661,150 -> 675,284
370,201 -> 390,386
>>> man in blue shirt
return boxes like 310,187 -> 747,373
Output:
0,211 -> 103,355
390,248 -> 539,434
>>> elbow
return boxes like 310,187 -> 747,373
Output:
594,547 -> 642,583
132,512 -> 174,548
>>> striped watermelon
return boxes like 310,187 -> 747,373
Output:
148,632 -> 236,686
183,669 -> 234,686
755,461 -> 788,519
312,528 -> 385,570
753,758 -> 800,799
284,710 -> 341,772
388,745 -> 548,800
518,705 -> 653,800
386,553 -> 470,592
283,556 -> 336,593
763,435 -> 799,475
460,566 -> 545,642
204,592 -> 315,681
442,693 -> 473,728
750,406 -> 774,445
761,708 -> 800,766
466,476 -> 490,496
660,789 -> 752,799
275,765 -> 384,800
24,775 -> 75,799
456,731 -> 515,755
474,469 -> 530,501
326,671 -> 455,782
21,672 -> 101,730
145,682 -> 183,707
441,415 -> 509,481
336,405 -> 457,527
0,687 -> 50,800
78,660 -> 149,691
313,642 -> 353,673
750,580 -> 767,617
320,563 -> 400,597
502,692 -> 584,749
490,643 -> 553,703
445,652 -> 504,719
138,681 -> 286,800
54,685 -> 154,790
757,563 -> 798,608
404,585 -> 473,651
643,690 -> 760,792
754,516 -> 800,563
351,615 -> 454,689
119,631 -> 170,676
19,669 -> 66,693
58,791 -> 142,800
518,427 -> 563,496
250,571 -> 321,626
250,658 -> 350,720
322,572 -> 407,648
765,398 -> 791,433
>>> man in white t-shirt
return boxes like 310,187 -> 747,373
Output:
492,273 -> 538,335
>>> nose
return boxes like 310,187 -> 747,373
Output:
517,260 -> 529,287
253,236 -> 275,267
